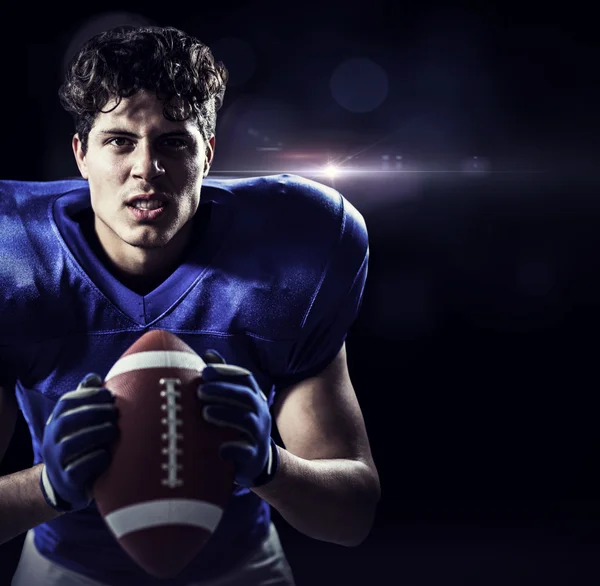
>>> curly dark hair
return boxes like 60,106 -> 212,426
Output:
59,25 -> 228,153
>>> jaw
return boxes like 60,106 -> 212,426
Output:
93,211 -> 193,277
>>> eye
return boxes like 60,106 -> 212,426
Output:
162,138 -> 188,149
107,137 -> 133,148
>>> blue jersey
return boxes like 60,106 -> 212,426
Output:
0,174 -> 368,585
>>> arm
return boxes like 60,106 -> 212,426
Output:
0,386 -> 64,546
252,344 -> 381,547
0,464 -> 64,545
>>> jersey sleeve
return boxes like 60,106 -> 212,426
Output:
273,193 -> 369,390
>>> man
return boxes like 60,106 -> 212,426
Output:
0,25 -> 380,586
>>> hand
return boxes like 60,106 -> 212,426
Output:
198,351 -> 279,489
40,374 -> 119,512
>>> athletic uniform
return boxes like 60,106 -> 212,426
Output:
0,174 -> 368,585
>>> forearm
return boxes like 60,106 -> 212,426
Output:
252,446 -> 380,547
0,464 -> 63,545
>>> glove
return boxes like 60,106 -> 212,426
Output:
198,351 -> 279,489
40,373 -> 119,512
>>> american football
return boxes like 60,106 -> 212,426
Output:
92,330 -> 238,579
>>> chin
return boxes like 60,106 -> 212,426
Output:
124,228 -> 175,249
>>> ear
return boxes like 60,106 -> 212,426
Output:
203,136 -> 216,178
72,134 -> 89,180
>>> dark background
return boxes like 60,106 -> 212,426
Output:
1,2 -> 600,584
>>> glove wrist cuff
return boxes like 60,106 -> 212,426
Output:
251,438 -> 280,488
40,465 -> 73,513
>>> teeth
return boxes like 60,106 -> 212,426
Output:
132,200 -> 163,210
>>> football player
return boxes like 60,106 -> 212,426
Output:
0,25 -> 381,586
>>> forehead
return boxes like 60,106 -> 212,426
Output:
91,91 -> 200,135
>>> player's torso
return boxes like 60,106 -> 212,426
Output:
0,174 -> 345,585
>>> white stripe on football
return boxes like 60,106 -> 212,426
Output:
105,351 -> 206,381
104,499 -> 223,538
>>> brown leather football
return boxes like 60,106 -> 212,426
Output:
92,330 -> 237,579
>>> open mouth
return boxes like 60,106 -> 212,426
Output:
127,200 -> 170,221
127,200 -> 169,211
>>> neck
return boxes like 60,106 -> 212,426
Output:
92,217 -> 193,296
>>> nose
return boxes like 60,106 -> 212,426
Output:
130,141 -> 165,181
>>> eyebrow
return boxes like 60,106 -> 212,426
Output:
98,129 -> 195,140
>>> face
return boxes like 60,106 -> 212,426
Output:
72,90 -> 215,254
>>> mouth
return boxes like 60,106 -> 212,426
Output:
126,194 -> 170,211
125,195 -> 171,222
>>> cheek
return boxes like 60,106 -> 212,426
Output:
103,156 -> 128,178
87,156 -> 124,186
174,158 -> 205,199
89,162 -> 127,194
179,157 -> 202,184
86,159 -> 127,215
